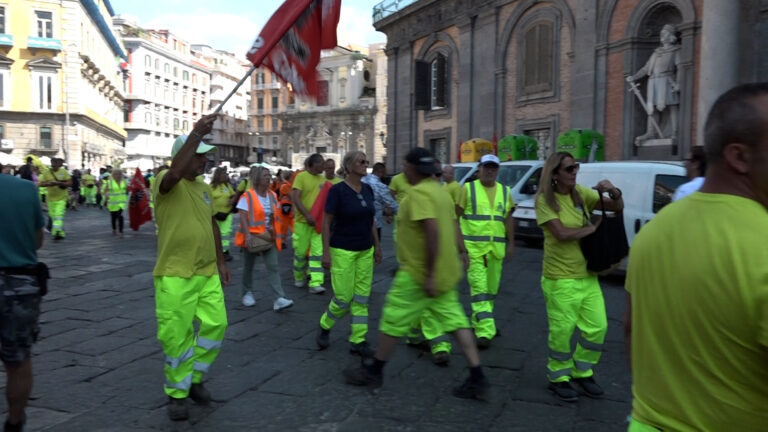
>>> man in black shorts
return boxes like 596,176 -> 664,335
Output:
0,162 -> 45,432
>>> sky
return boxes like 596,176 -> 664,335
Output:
109,0 -> 387,58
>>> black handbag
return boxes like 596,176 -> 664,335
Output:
580,195 -> 629,273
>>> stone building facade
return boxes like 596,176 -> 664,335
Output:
374,0 -> 768,168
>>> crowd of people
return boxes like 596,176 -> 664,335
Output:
1,83 -> 766,430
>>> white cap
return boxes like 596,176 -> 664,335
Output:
479,154 -> 500,166
171,135 -> 216,159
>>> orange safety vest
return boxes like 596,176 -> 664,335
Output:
234,189 -> 285,251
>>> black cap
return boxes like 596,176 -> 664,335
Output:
405,147 -> 441,175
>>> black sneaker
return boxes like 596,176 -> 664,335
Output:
432,351 -> 450,366
572,376 -> 604,398
343,366 -> 382,390
349,341 -> 375,358
167,396 -> 189,421
223,251 -> 233,262
189,382 -> 211,405
316,327 -> 330,350
476,337 -> 491,350
548,381 -> 579,402
3,417 -> 25,432
452,375 -> 489,400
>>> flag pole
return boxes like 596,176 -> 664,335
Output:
211,63 -> 259,116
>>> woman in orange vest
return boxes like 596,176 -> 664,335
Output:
277,170 -> 295,234
235,165 -> 294,311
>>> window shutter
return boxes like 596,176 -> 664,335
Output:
523,27 -> 537,89
539,23 -> 553,91
414,60 -> 429,110
435,54 -> 446,108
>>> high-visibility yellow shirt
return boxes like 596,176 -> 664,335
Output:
326,176 -> 342,185
396,178 -> 461,293
535,184 -> 599,279
81,174 -> 97,187
627,193 -> 768,431
443,180 -> 461,206
292,171 -> 326,224
152,170 -> 217,278
211,183 -> 235,214
388,173 -> 411,204
39,168 -> 71,202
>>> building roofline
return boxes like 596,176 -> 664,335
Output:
82,0 -> 126,59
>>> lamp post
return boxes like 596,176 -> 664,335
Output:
62,43 -> 78,165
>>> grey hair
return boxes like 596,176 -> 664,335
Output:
341,150 -> 366,176
249,165 -> 271,189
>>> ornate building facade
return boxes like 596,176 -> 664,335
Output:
374,0 -> 768,168
1,0 -> 127,170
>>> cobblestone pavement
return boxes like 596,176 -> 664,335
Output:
12,207 -> 631,431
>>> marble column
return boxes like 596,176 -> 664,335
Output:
696,1 -> 739,146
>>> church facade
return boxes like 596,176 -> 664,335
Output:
374,0 -> 768,167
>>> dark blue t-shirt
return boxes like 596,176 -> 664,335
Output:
325,181 -> 375,251
0,174 -> 44,267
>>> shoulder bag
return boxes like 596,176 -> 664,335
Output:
580,194 -> 629,273
245,192 -> 274,254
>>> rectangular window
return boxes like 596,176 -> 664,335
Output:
0,6 -> 6,34
271,96 -> 278,112
272,118 -> 278,131
258,136 -> 264,146
0,70 -> 6,108
40,126 -> 52,149
653,174 -> 687,213
0,124 -> 4,140
257,97 -> 264,110
317,80 -> 329,106
34,72 -> 56,111
430,55 -> 446,109
272,136 -> 278,146
522,22 -> 554,95
257,118 -> 264,131
35,11 -> 53,38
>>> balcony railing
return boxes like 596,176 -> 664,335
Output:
372,0 -> 418,23
253,82 -> 282,91
0,34 -> 12,47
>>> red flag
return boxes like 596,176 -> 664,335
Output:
128,168 -> 152,231
246,0 -> 341,99
492,131 -> 498,154
309,181 -> 333,233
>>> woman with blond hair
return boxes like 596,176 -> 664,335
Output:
236,165 -> 294,311
535,151 -> 623,402
210,167 -> 236,260
316,150 -> 382,357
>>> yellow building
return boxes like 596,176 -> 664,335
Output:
0,0 -> 127,170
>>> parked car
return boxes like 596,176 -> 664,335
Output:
512,162 -> 687,258
453,160 -> 545,204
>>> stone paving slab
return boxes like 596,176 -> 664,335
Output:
4,207 -> 633,431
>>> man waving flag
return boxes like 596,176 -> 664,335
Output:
247,0 -> 341,99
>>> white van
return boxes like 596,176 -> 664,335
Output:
453,160 -> 545,204
512,161 -> 687,251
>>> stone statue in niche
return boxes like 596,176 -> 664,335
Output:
626,24 -> 681,146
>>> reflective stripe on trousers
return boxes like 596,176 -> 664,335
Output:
293,222 -> 324,287
468,253 -> 503,339
48,199 -> 66,237
155,275 -> 228,398
216,214 -> 233,252
319,247 -> 373,344
541,275 -> 606,382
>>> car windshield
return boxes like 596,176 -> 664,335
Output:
497,165 -> 532,187
454,166 -> 473,183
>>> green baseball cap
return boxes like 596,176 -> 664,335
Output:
171,135 -> 216,159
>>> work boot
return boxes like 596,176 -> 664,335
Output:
452,375 -> 489,400
432,351 -> 450,366
572,376 -> 604,398
548,381 -> 579,402
344,366 -> 383,390
3,416 -> 25,432
167,396 -> 189,421
223,251 -> 233,262
189,383 -> 212,405
316,327 -> 330,350
349,341 -> 375,358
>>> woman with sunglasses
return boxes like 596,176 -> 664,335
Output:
535,151 -> 623,402
316,151 -> 382,357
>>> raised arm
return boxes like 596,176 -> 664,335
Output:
160,115 -> 216,195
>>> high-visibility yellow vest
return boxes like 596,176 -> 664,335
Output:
460,180 -> 513,259
107,179 -> 127,211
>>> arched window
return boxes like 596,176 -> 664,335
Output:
164,63 -> 170,74
144,55 -> 151,67
430,54 -> 447,109
192,74 -> 197,85
522,21 -> 554,95
173,66 -> 178,77
183,71 -> 189,81
414,49 -> 450,111
154,59 -> 160,71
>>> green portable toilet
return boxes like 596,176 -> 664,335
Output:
556,129 -> 605,162
498,135 -> 538,161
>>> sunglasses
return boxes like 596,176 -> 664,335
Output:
356,193 -> 368,208
358,159 -> 369,165
561,163 -> 580,174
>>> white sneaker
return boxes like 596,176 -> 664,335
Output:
273,297 -> 294,312
308,286 -> 326,294
294,280 -> 305,288
242,292 -> 256,307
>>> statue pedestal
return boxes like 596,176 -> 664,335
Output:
635,137 -> 678,160
640,138 -> 674,147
